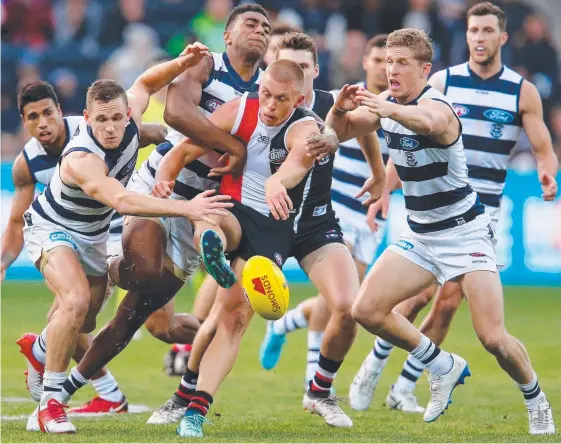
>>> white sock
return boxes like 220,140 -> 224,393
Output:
272,303 -> 308,335
32,327 -> 48,364
517,372 -> 546,408
410,335 -> 453,375
305,331 -> 323,382
61,367 -> 89,403
371,338 -> 394,370
394,355 -> 425,392
41,370 -> 67,407
91,370 -> 123,403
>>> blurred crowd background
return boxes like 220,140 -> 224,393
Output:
2,0 -> 561,166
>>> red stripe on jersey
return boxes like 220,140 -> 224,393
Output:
219,96 -> 260,201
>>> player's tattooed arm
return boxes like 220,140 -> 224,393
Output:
266,120 -> 318,220
139,123 -> 168,148
127,42 -> 210,126
1,154 -> 36,279
520,80 -> 558,201
164,53 -> 246,159
327,84 -> 381,142
61,152 -> 232,222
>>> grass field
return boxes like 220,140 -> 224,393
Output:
1,281 -> 560,442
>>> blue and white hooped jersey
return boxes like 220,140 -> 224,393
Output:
330,82 -> 389,232
31,120 -> 139,240
444,63 -> 523,208
22,116 -> 82,186
381,85 -> 484,233
139,52 -> 263,200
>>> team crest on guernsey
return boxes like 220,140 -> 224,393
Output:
490,123 -> 504,139
205,98 -> 224,113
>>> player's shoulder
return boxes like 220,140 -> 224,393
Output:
12,152 -> 35,186
499,64 -> 524,85
64,115 -> 84,136
22,135 -> 45,159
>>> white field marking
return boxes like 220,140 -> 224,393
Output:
1,397 -> 151,420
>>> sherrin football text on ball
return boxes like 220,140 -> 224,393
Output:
242,255 -> 290,320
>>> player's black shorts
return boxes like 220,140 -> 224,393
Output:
290,213 -> 344,263
227,201 -> 294,267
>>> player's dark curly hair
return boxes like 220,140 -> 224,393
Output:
225,3 -> 270,31
18,81 -> 59,115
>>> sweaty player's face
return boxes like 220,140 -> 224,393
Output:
258,74 -> 304,126
227,12 -> 271,61
363,46 -> 388,92
386,46 -> 431,101
276,49 -> 318,99
466,15 -> 506,66
85,98 -> 130,150
22,99 -> 65,147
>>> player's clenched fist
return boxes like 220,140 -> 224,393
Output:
151,180 -> 175,198
265,177 -> 293,221
183,189 -> 233,224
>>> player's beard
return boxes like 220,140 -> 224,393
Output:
472,45 -> 499,67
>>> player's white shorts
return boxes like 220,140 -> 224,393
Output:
339,217 -> 386,266
486,205 -> 500,231
387,212 -> 497,285
23,211 -> 108,276
126,172 -> 200,281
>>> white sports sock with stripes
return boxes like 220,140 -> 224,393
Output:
32,327 -> 48,364
91,370 -> 123,403
272,303 -> 308,335
305,331 -> 323,383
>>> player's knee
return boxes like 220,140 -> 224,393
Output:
222,307 -> 250,337
433,295 -> 461,325
145,317 -> 172,343
60,293 -> 90,326
478,330 -> 507,356
351,299 -> 385,332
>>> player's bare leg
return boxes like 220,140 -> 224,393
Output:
177,259 -> 252,438
192,274 -> 219,321
459,271 -> 554,434
350,283 -> 435,412
352,250 -> 470,423
302,244 -> 358,427
145,299 -> 200,344
37,247 -> 106,433
147,295 -> 223,425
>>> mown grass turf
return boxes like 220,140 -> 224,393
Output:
1,281 -> 560,442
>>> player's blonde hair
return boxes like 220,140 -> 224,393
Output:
265,59 -> 304,90
386,28 -> 433,64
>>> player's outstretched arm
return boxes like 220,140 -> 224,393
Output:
266,120 -> 318,220
164,54 -> 246,159
127,42 -> 210,124
61,152 -> 232,223
0,154 -> 36,279
139,123 -> 168,148
155,98 -> 243,187
520,80 -> 559,201
304,124 -> 339,160
327,85 -> 381,143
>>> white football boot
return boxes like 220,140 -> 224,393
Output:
349,352 -> 385,411
147,394 -> 188,424
528,398 -> 556,435
386,385 -> 425,413
424,354 -> 470,423
26,406 -> 40,432
303,393 -> 353,428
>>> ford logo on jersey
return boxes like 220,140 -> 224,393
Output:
399,137 -> 419,150
483,109 -> 514,124
453,104 -> 470,117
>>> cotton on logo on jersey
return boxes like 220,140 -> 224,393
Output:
252,275 -> 281,313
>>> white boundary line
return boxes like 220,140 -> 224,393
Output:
1,397 -> 151,421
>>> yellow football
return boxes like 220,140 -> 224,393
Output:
242,255 -> 290,320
